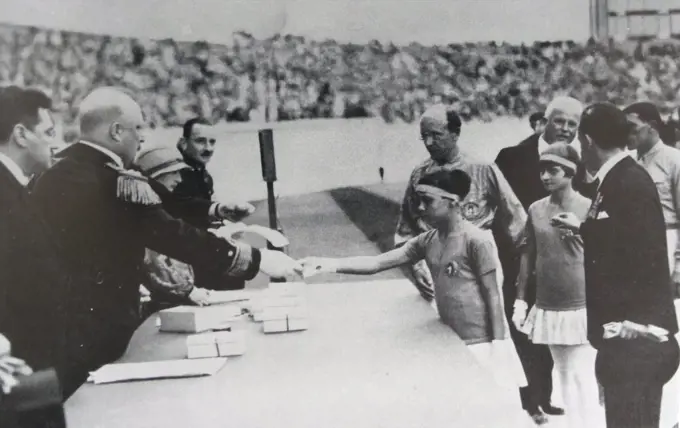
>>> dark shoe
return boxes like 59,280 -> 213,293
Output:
528,409 -> 548,425
540,403 -> 565,416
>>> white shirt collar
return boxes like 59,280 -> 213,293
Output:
77,141 -> 124,168
0,152 -> 29,186
594,151 -> 630,188
538,135 -> 581,157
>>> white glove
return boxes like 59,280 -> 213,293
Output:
512,300 -> 528,331
299,257 -> 339,278
259,249 -> 303,279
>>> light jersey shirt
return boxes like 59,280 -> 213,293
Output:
637,141 -> 680,274
403,221 -> 498,345
395,154 -> 527,249
0,152 -> 29,186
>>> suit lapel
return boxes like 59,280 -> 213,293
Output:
587,157 -> 633,220
0,162 -> 27,202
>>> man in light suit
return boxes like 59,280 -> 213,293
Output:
554,103 -> 679,427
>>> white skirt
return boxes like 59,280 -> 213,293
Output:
468,339 -> 528,391
520,306 -> 589,345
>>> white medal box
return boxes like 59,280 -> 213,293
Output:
159,305 -> 241,333
261,306 -> 309,334
250,295 -> 306,322
186,331 -> 247,359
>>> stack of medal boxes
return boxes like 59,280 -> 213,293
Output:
248,282 -> 309,334
157,304 -> 248,359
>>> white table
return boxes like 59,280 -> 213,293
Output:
65,279 -> 532,428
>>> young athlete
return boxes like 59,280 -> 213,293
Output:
301,169 -> 527,396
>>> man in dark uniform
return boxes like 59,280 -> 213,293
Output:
175,117 -> 255,290
30,87 -> 302,399
175,117 -> 254,229
554,103 -> 679,428
494,96 -> 585,423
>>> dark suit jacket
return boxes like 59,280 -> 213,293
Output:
148,177 -> 212,223
494,134 -> 594,305
582,156 -> 678,351
173,154 -> 215,229
0,163 -> 69,375
30,143 -> 260,396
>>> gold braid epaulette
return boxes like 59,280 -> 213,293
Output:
106,162 -> 162,206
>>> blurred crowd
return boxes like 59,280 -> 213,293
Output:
3,23 -> 680,135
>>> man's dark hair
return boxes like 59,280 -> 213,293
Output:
579,103 -> 631,150
445,109 -> 462,135
529,111 -> 544,128
623,101 -> 676,145
417,169 -> 471,199
182,117 -> 210,139
0,86 -> 52,143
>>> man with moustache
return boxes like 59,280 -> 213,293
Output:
175,117 -> 255,229
175,117 -> 257,290
395,104 -> 526,301
30,87 -> 302,397
494,96 -> 585,423
623,101 -> 680,428
553,103 -> 679,427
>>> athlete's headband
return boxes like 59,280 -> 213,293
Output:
539,154 -> 577,174
415,184 -> 461,201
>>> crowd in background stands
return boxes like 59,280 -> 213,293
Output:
4,23 -> 680,138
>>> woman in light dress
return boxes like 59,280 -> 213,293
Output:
513,142 -> 601,428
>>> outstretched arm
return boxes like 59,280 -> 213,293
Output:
302,245 -> 416,276
302,232 -> 431,277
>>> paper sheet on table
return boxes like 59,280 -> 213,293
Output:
208,290 -> 253,305
87,358 -> 227,385
211,223 -> 289,248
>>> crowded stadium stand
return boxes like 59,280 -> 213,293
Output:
3,17 -> 680,140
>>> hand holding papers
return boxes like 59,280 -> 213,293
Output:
603,321 -> 669,342
87,358 -> 227,385
211,222 -> 289,248
299,257 -> 339,279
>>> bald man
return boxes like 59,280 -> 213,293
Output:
495,96 -> 588,423
30,87 -> 302,398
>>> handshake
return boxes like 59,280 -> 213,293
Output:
258,252 -> 338,279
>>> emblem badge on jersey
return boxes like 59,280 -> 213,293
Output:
444,261 -> 459,277
462,201 -> 481,220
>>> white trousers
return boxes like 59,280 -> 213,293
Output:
660,229 -> 680,428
